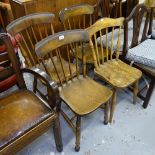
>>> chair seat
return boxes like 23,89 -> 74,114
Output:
126,39 -> 155,68
78,43 -> 104,64
95,59 -> 142,88
0,90 -> 54,150
37,56 -> 76,83
60,76 -> 112,115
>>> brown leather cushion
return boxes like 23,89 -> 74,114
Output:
0,90 -> 53,149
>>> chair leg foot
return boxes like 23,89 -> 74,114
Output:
57,145 -> 63,152
75,116 -> 81,152
75,146 -> 80,152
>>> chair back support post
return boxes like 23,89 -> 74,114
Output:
0,33 -> 26,89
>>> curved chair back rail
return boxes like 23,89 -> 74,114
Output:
6,12 -> 55,36
59,4 -> 94,22
36,29 -> 89,58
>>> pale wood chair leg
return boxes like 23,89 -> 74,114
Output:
104,102 -> 109,125
133,80 -> 138,104
109,88 -> 117,124
53,116 -> 63,152
75,116 -> 81,152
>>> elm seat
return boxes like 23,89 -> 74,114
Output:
36,56 -> 76,83
60,77 -> 112,115
0,90 -> 54,150
94,59 -> 142,88
126,39 -> 155,68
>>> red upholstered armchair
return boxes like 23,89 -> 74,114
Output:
0,33 -> 21,92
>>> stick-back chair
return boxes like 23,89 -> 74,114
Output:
35,29 -> 113,151
59,4 -> 101,64
6,13 -> 76,97
0,33 -> 63,154
87,17 -> 142,123
123,4 -> 155,109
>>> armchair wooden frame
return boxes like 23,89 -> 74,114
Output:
35,29 -> 113,152
0,33 -> 63,154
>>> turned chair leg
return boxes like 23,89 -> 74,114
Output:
75,116 -> 81,152
110,88 -> 117,124
104,102 -> 109,125
53,116 -> 63,152
133,80 -> 138,104
143,79 -> 155,108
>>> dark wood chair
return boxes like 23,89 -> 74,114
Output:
0,33 -> 63,154
35,29 -> 113,151
6,12 -> 76,99
123,4 -> 155,109
87,17 -> 142,123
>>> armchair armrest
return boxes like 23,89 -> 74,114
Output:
21,67 -> 60,109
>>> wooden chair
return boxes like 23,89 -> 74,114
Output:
0,33 -> 63,154
6,13 -> 76,98
123,4 -> 155,109
86,17 -> 142,123
35,29 -> 113,151
59,3 -> 100,64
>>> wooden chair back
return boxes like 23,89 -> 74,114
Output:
0,33 -> 26,89
6,13 -> 55,68
123,4 -> 152,57
59,4 -> 96,30
86,17 -> 124,68
35,30 -> 89,86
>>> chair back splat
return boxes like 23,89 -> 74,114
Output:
123,4 -> 152,56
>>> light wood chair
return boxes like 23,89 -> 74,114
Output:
59,4 -> 100,64
0,33 -> 63,154
6,13 -> 76,99
86,17 -> 142,123
35,29 -> 113,151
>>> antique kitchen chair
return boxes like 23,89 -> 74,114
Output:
6,12 -> 76,98
35,29 -> 113,151
59,3 -> 101,64
123,2 -> 155,109
86,17 -> 142,123
0,33 -> 63,154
